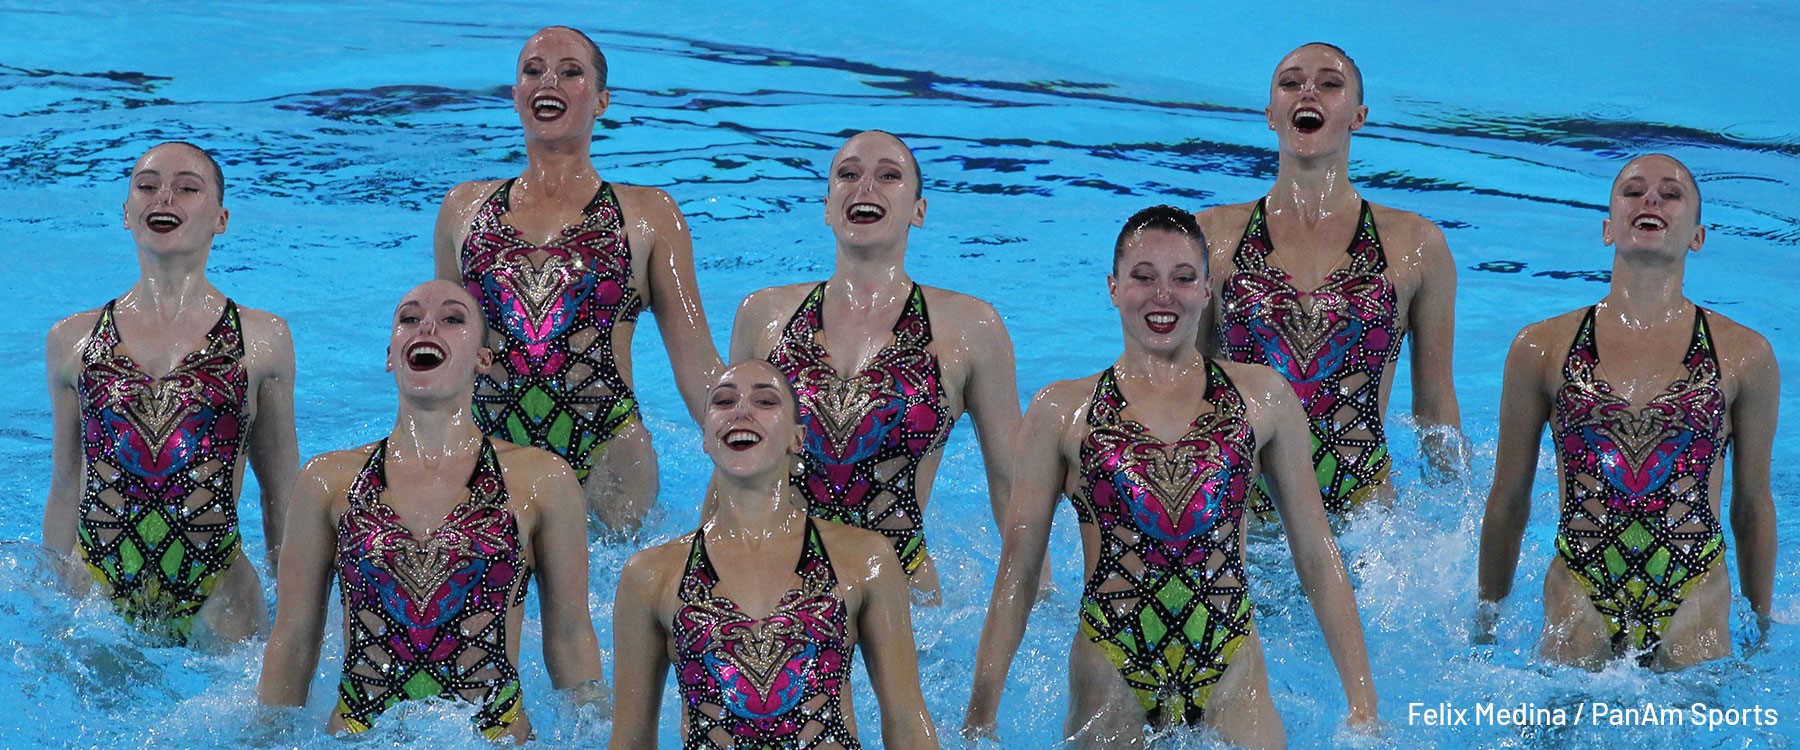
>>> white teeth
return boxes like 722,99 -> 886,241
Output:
1293,109 -> 1324,128
532,96 -> 566,112
146,213 -> 180,227
1635,216 -> 1666,230
407,343 -> 445,366
724,429 -> 761,446
1147,313 -> 1177,325
848,204 -> 883,220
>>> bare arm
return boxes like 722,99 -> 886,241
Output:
246,315 -> 300,572
1407,221 -> 1465,479
1259,371 -> 1376,725
959,302 -> 1023,530
1476,329 -> 1555,605
608,550 -> 672,750
642,189 -> 723,423
529,453 -> 605,691
433,182 -> 487,282
257,454 -> 344,706
1726,334 -> 1779,623
963,384 -> 1074,736
854,537 -> 939,750
42,320 -> 86,570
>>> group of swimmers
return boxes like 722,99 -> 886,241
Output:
38,26 -> 1778,750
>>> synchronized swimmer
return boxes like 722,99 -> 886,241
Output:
36,27 -> 1779,750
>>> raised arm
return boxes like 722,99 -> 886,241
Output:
1725,332 -> 1779,623
958,301 -> 1023,530
42,318 -> 87,573
1476,328 -> 1555,606
641,188 -> 723,422
854,537 -> 939,750
258,454 -> 345,706
963,384 -> 1075,738
528,452 -> 605,693
608,550 -> 673,750
1406,220 -> 1465,478
1257,370 -> 1376,726
245,314 -> 300,572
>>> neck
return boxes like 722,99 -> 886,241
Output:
1116,340 -> 1208,385
704,469 -> 806,542
520,140 -> 601,195
1270,155 -> 1359,224
1601,253 -> 1690,329
828,253 -> 912,307
390,402 -> 485,463
122,258 -> 219,319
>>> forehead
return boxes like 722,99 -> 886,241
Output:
1121,229 -> 1205,262
715,361 -> 787,389
1275,45 -> 1351,76
520,28 -> 587,59
397,281 -> 477,310
1614,156 -> 1695,188
832,132 -> 912,167
133,145 -> 209,177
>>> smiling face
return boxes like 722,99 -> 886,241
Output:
512,27 -> 609,139
1266,44 -> 1368,157
1603,154 -> 1706,255
1109,228 -> 1210,356
824,130 -> 926,249
703,360 -> 804,479
388,280 -> 490,398
122,143 -> 229,253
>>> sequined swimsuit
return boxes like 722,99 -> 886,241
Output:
461,179 -> 644,482
768,283 -> 952,576
1217,198 -> 1402,515
1552,306 -> 1726,659
672,518 -> 859,749
1074,364 -> 1257,725
77,300 -> 248,644
334,438 -> 531,738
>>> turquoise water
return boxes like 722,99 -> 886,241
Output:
2,2 -> 1797,748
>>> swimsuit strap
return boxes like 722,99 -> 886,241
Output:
1231,197 -> 1384,275
781,281 -> 934,348
347,436 -> 507,510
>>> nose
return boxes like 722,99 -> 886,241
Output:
1153,281 -> 1174,302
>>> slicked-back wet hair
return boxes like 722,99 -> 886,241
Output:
540,26 -> 608,90
1294,42 -> 1363,105
1113,205 -> 1209,274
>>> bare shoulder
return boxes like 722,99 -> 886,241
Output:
441,179 -> 504,215
1027,374 -> 1102,421
918,285 -> 1004,337
1701,308 -> 1777,371
619,532 -> 696,594
1213,359 -> 1287,398
300,443 -> 379,490
1368,202 -> 1450,250
46,307 -> 104,357
813,519 -> 899,585
1194,199 -> 1258,234
233,305 -> 294,348
612,183 -> 685,223
491,439 -> 579,487
739,283 -> 818,323
1514,308 -> 1588,350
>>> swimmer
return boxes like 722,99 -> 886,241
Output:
964,207 -> 1376,748
42,141 -> 299,645
730,130 -> 1023,600
610,359 -> 938,749
258,280 -> 603,742
1476,154 -> 1777,669
1198,43 -> 1463,517
435,26 -> 722,532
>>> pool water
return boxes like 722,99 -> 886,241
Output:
1,2 -> 1796,748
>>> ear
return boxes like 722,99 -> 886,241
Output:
122,200 -> 131,230
1264,103 -> 1277,131
787,421 -> 804,456
595,88 -> 612,119
1349,104 -> 1369,132
1107,273 -> 1119,306
1601,218 -> 1615,247
910,196 -> 927,228
214,206 -> 230,235
385,344 -> 394,372
476,346 -> 495,370
1688,224 -> 1707,253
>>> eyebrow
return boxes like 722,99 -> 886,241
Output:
131,169 -> 205,179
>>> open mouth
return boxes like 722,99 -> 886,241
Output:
531,93 -> 567,121
1291,108 -> 1325,133
145,211 -> 182,233
1632,214 -> 1667,231
723,429 -> 762,451
846,202 -> 885,225
1146,312 -> 1178,335
404,342 -> 446,371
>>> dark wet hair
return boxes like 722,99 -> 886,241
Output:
139,141 -> 226,205
1113,205 -> 1208,274
540,26 -> 608,90
840,130 -> 924,200
1295,42 -> 1363,105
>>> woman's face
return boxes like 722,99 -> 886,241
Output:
1108,229 -> 1209,356
703,361 -> 804,478
122,143 -> 228,254
512,28 -> 607,140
